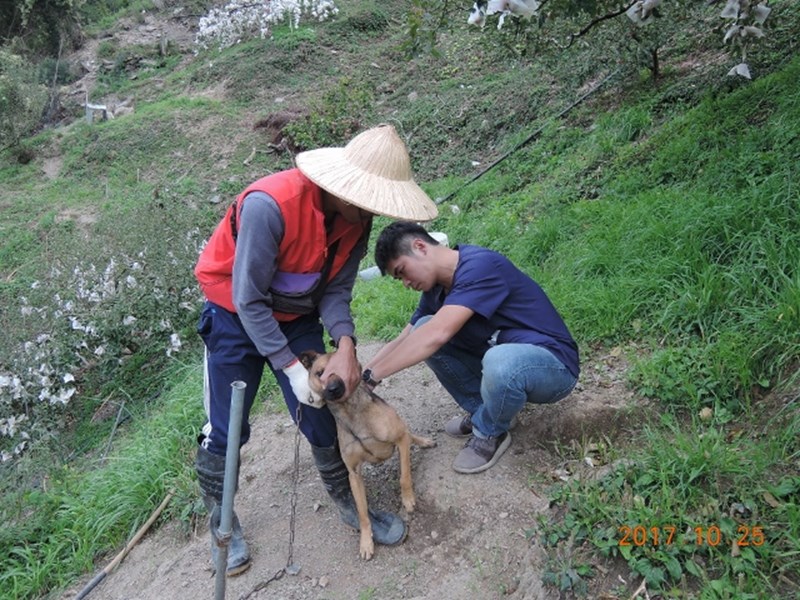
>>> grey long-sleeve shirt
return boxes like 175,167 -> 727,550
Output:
231,191 -> 367,370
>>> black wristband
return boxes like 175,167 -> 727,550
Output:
361,368 -> 381,386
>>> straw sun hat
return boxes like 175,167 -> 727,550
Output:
295,124 -> 438,222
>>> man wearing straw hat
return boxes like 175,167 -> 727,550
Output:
193,124 -> 437,575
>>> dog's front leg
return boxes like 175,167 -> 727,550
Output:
347,467 -> 374,560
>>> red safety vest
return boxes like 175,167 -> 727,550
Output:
194,169 -> 367,321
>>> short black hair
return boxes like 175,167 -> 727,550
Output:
374,221 -> 440,275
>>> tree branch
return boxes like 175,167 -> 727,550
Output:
555,1 -> 637,50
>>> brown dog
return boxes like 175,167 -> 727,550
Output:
299,350 -> 436,560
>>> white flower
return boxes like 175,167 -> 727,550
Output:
0,414 -> 27,437
123,315 -> 137,326
53,387 -> 76,405
727,62 -> 751,79
167,333 -> 183,357
195,0 -> 339,50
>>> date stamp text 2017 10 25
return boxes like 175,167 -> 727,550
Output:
617,525 -> 765,547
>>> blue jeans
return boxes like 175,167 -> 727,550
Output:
197,301 -> 338,456
415,318 -> 578,438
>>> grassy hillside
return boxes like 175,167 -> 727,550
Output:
0,1 -> 798,598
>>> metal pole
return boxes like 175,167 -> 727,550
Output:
214,380 -> 246,600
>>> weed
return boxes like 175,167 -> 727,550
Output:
283,78 -> 375,150
357,587 -> 377,600
540,536 -> 595,597
537,409 -> 800,597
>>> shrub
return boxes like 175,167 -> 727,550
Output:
0,204 -> 207,463
283,78 -> 374,150
0,49 -> 48,149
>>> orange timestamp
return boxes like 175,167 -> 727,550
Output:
617,524 -> 766,547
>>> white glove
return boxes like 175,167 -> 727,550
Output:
282,359 -> 323,408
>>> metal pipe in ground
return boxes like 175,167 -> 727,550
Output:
214,380 -> 246,600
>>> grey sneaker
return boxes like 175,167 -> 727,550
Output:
452,432 -> 511,474
444,414 -> 473,438
444,413 -> 519,438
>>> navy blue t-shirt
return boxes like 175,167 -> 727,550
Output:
410,245 -> 579,378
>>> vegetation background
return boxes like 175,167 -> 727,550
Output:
0,0 -> 798,598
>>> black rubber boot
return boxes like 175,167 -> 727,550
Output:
195,444 -> 251,576
310,443 -> 408,546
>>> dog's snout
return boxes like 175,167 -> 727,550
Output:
323,377 -> 346,401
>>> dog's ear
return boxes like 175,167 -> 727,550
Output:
298,350 -> 318,369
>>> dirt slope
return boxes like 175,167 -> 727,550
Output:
60,342 -> 636,600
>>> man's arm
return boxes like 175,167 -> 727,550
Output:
232,192 -> 297,369
317,231 -> 366,346
367,323 -> 413,368
366,305 -> 474,383
317,230 -> 369,394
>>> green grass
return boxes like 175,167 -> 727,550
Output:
0,356 -> 286,598
0,360 -> 203,597
1,1 -> 799,598
537,407 -> 800,598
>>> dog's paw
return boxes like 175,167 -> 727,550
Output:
359,537 -> 375,561
402,494 -> 416,513
415,435 -> 436,448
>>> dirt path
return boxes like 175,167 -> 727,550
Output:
60,342 -> 634,600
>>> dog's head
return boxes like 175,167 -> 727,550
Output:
298,350 -> 351,404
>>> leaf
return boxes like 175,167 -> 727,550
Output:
723,24 -> 740,43
487,0 -> 508,14
742,26 -> 765,38
762,491 -> 781,508
727,63 -> 751,79
626,2 -> 645,26
620,543 -> 633,561
665,555 -> 682,580
769,476 -> 799,497
753,3 -> 771,24
684,558 -> 702,577
721,0 -> 741,19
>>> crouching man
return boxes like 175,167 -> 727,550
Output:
363,222 -> 580,474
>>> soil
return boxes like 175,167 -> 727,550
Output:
60,342 -> 641,600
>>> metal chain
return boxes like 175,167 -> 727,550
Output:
239,404 -> 303,600
286,404 -> 302,570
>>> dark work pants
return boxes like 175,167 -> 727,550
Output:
196,300 -> 338,457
